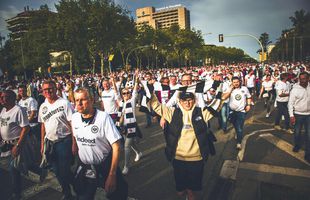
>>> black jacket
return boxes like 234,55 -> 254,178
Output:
164,107 -> 216,162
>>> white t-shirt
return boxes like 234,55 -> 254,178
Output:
0,105 -> 29,141
275,81 -> 290,102
262,80 -> 274,91
18,97 -> 38,127
229,86 -> 251,112
101,89 -> 119,114
222,80 -> 231,103
245,74 -> 255,88
71,110 -> 122,164
38,97 -> 73,141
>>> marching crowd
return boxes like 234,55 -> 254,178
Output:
0,61 -> 309,200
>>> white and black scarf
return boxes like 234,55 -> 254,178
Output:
116,100 -> 139,138
155,84 -> 171,104
140,80 -> 223,114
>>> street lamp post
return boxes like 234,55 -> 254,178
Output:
203,32 -> 212,44
15,37 -> 27,80
125,45 -> 150,69
62,51 -> 72,76
223,34 -> 264,63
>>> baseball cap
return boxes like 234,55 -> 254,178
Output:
179,91 -> 195,100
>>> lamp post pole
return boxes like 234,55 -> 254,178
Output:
223,34 -> 264,63
125,45 -> 150,70
62,51 -> 72,76
20,38 -> 27,80
203,32 -> 212,44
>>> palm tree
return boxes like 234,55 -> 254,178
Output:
257,32 -> 272,53
289,9 -> 309,35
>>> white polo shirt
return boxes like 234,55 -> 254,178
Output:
71,110 -> 122,164
0,105 -> 29,141
229,86 -> 251,112
38,97 -> 73,141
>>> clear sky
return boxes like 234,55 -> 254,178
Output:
0,0 -> 309,60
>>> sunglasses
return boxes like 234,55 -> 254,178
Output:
122,92 -> 131,95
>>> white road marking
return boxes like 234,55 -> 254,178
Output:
259,133 -> 310,166
131,143 -> 165,168
133,167 -> 172,192
150,131 -> 163,138
239,162 -> 310,179
22,182 -> 53,199
238,128 -> 275,161
140,143 -> 165,156
219,160 -> 239,180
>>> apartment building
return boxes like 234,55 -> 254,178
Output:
136,5 -> 190,29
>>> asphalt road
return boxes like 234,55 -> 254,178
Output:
1,99 -> 310,200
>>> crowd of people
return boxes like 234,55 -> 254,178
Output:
0,61 -> 309,200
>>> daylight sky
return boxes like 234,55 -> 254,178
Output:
0,0 -> 309,60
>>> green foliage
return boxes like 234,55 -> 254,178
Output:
257,32 -> 272,53
1,0 -> 259,77
204,45 -> 254,64
269,9 -> 310,62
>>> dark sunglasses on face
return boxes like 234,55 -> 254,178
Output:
122,92 -> 131,95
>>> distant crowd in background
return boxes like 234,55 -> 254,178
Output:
0,61 -> 309,200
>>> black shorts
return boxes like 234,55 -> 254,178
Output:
247,87 -> 254,95
172,159 -> 204,192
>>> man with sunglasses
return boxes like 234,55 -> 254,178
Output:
38,80 -> 74,200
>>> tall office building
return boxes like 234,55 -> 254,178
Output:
136,5 -> 190,30
6,6 -> 53,41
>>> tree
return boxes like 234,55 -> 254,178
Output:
257,32 -> 272,53
289,9 -> 309,35
269,10 -> 310,62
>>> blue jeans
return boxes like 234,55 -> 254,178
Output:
231,111 -> 246,144
8,157 -> 21,197
50,136 -> 73,197
274,101 -> 290,129
294,114 -> 310,159
146,112 -> 152,126
220,103 -> 229,131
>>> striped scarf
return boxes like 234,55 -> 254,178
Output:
116,100 -> 137,137
155,84 -> 171,104
140,80 -> 223,114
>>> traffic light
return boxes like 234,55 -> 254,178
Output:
219,34 -> 224,42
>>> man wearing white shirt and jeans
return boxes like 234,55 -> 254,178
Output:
38,80 -> 74,200
288,72 -> 310,163
0,90 -> 30,200
274,73 -> 293,133
226,77 -> 251,150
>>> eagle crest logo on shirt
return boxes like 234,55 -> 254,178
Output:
42,106 -> 48,114
235,94 -> 242,101
91,125 -> 99,134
